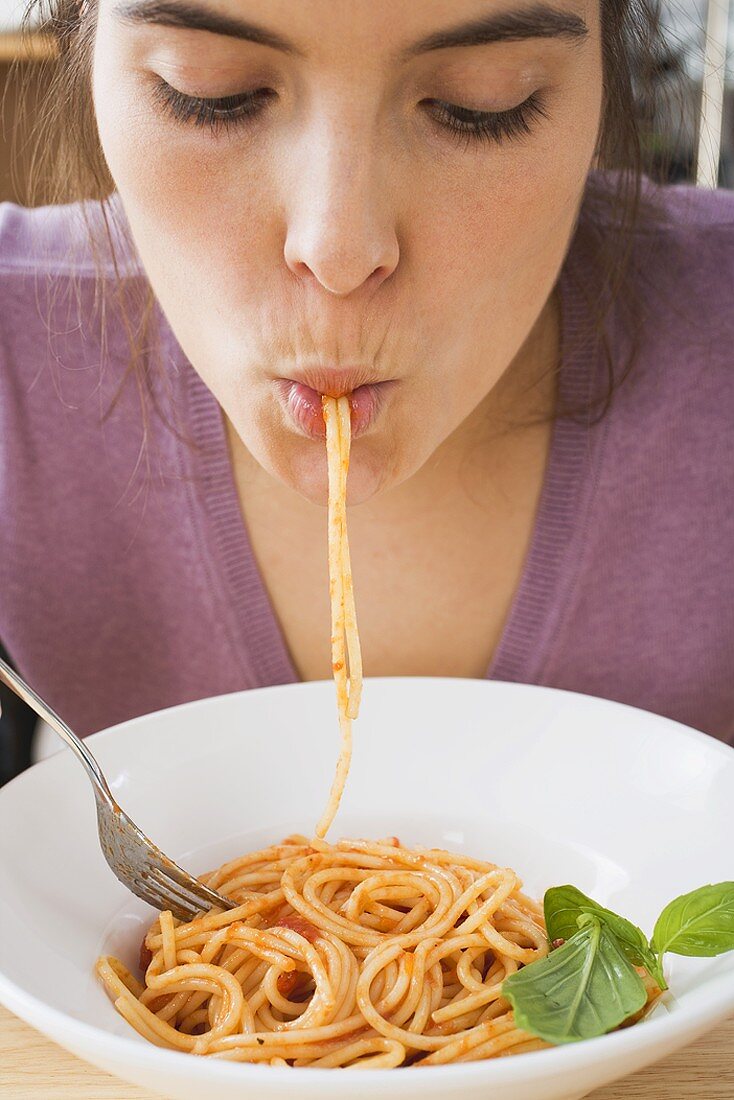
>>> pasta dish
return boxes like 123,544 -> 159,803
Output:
96,393 -> 664,1066
97,835 -> 551,1065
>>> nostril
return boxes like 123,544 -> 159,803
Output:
283,224 -> 400,297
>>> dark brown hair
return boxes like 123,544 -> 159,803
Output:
12,0 -> 684,426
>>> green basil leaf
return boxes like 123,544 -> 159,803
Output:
503,917 -> 648,1044
652,883 -> 734,957
544,885 -> 667,990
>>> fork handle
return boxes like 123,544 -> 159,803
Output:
0,655 -> 114,804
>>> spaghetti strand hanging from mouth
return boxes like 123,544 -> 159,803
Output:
315,395 -> 363,838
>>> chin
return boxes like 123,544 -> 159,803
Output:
243,427 -> 398,506
227,391 -> 423,506
287,436 -> 399,506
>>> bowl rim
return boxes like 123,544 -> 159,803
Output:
1,677 -> 733,1087
12,676 -> 734,779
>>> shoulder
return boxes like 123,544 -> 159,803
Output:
570,175 -> 734,385
566,176 -> 734,471
582,170 -> 734,232
638,177 -> 734,231
0,196 -> 150,422
581,175 -> 734,328
0,196 -> 146,390
0,199 -> 92,274
630,182 -> 734,310
631,182 -> 734,360
574,177 -> 734,493
0,195 -> 141,277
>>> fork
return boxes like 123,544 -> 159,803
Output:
0,655 -> 236,921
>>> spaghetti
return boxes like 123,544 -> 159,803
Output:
96,835 -> 551,1066
96,392 -> 561,1066
315,395 -> 362,838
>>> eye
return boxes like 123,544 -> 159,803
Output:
423,92 -> 547,147
151,78 -> 276,133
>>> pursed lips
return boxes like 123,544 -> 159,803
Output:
275,371 -> 396,438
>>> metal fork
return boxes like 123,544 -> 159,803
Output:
0,655 -> 236,921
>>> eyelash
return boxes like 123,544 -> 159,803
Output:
151,78 -> 547,146
151,79 -> 276,132
424,93 -> 547,147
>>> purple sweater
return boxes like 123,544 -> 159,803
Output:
1,183 -> 733,743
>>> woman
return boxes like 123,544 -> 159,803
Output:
0,0 -> 732,756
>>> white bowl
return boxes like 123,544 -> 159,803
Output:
1,678 -> 733,1100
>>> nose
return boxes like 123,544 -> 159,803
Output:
283,126 -> 400,297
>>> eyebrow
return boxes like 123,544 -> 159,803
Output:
113,1 -> 588,56
404,6 -> 589,56
113,0 -> 305,54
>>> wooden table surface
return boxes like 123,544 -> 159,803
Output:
1,1003 -> 733,1099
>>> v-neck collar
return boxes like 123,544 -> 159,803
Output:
165,238 -> 606,691
488,245 -> 608,683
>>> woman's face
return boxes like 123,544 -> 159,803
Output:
93,0 -> 602,504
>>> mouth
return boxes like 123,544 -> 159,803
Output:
274,370 -> 397,440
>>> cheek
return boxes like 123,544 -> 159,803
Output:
438,144 -> 596,287
93,38 -> 276,315
397,85 -> 600,445
414,82 -> 601,342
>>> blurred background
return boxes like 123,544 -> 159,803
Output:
0,0 -> 732,781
